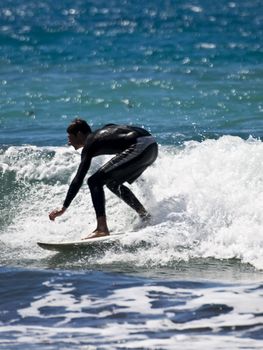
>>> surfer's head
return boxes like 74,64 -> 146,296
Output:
67,118 -> 91,136
67,118 -> 91,149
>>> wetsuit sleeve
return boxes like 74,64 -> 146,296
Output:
63,150 -> 91,208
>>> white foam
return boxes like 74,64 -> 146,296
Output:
1,136 -> 263,269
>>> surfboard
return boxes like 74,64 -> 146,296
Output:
37,232 -> 127,252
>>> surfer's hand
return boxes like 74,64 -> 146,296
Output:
49,207 -> 66,221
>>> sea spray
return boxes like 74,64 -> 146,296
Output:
1,136 -> 263,269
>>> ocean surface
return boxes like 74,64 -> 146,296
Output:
0,0 -> 263,348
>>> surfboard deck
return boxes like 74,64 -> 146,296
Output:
37,232 -> 127,252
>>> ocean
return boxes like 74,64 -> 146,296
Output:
0,0 -> 263,348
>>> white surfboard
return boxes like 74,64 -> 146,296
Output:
37,232 -> 128,252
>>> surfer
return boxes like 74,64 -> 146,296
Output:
49,118 -> 158,239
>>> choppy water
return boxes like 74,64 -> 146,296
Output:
1,0 -> 263,349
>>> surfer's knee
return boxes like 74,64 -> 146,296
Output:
88,172 -> 104,190
106,181 -> 119,192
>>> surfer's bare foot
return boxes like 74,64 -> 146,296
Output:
81,216 -> 110,239
82,230 -> 110,240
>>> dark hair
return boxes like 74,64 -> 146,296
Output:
66,118 -> 91,135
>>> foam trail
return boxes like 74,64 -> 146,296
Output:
1,136 -> 263,269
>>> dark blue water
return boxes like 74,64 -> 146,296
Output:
1,266 -> 263,349
1,0 -> 263,348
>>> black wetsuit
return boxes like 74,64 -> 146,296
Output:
63,124 -> 158,217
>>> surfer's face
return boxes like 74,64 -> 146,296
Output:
68,133 -> 81,150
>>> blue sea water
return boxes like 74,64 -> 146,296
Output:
0,0 -> 263,349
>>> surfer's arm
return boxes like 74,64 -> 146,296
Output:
49,150 -> 92,221
63,152 -> 91,208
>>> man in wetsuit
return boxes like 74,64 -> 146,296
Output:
49,118 -> 158,239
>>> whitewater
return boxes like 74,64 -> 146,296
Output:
1,135 -> 263,270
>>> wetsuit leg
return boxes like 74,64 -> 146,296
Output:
88,141 -> 158,219
104,142 -> 158,217
88,174 -> 148,218
87,172 -> 106,218
107,182 -> 148,218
